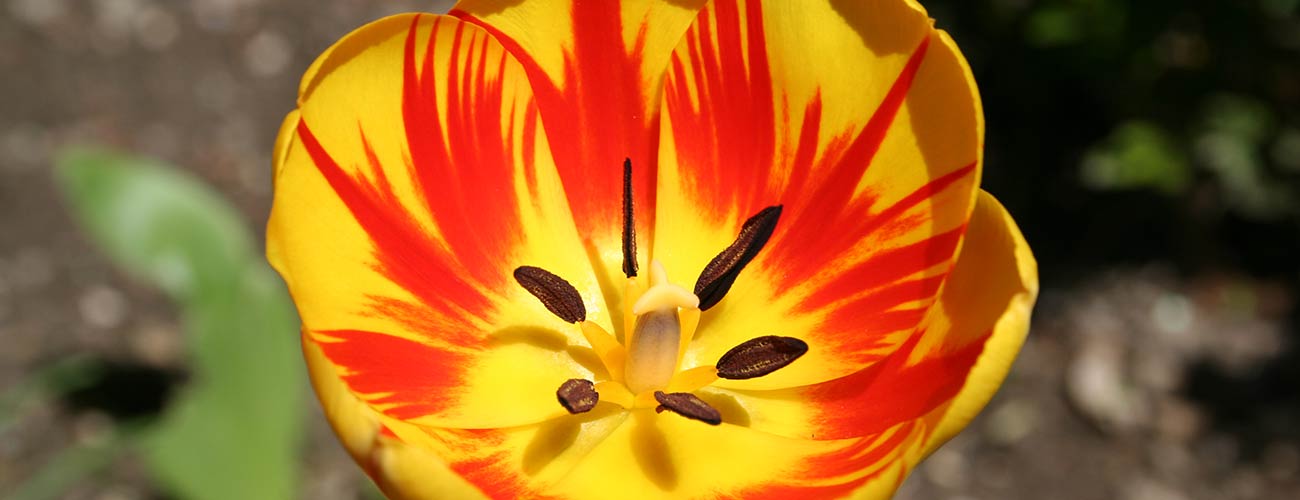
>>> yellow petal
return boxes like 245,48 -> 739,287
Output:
301,330 -> 486,499
379,408 -> 631,498
450,0 -> 708,324
701,191 -> 1035,447
919,190 -> 1038,454
270,14 -> 610,428
363,380 -> 944,500
282,3 -> 1033,499
549,411 -> 927,499
654,0 -> 982,389
451,0 -> 705,109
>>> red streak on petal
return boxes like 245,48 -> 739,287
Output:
663,2 -> 971,362
804,225 -> 965,316
821,308 -> 929,365
435,429 -> 561,500
663,1 -> 939,282
664,0 -> 777,221
731,423 -> 917,499
296,15 -> 553,342
792,166 -> 975,362
296,121 -> 486,341
296,16 -> 572,421
732,329 -> 986,497
804,327 -> 992,440
314,330 -> 471,420
400,16 -> 531,289
453,6 -> 660,242
767,36 -> 934,287
858,162 -> 978,239
794,224 -> 964,363
828,275 -> 947,322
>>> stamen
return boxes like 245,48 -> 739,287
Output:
716,335 -> 809,379
667,365 -> 719,393
580,321 -> 626,382
557,378 -> 599,414
654,391 -> 722,425
514,266 -> 586,323
694,205 -> 783,311
593,381 -> 635,409
621,158 -> 638,278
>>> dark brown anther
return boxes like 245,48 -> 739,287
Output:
716,335 -> 809,379
556,379 -> 599,414
621,158 -> 638,278
514,266 -> 586,323
694,205 -> 783,310
653,391 -> 722,425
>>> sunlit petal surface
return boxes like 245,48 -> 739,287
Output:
656,0 -> 982,390
270,1 -> 1038,499
705,192 -> 1037,446
302,330 -> 489,499
269,14 -> 612,429
450,0 -> 708,314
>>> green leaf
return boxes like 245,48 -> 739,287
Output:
144,267 -> 303,500
56,149 -> 252,302
1080,121 -> 1190,195
1025,5 -> 1084,47
55,148 -> 304,500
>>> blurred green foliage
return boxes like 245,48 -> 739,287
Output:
1196,93 -> 1292,217
1082,120 -> 1190,194
927,0 -> 1300,277
52,150 -> 304,500
1024,0 -> 1127,48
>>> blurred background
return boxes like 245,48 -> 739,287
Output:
1,0 -> 1298,499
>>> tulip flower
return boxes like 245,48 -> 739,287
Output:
267,0 -> 1038,498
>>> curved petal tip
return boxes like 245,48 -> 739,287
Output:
925,190 -> 1038,454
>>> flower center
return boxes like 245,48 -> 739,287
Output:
517,159 -> 807,425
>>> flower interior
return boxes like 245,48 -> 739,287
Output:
518,160 -> 808,424
267,1 -> 1041,498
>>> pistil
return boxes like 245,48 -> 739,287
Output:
623,262 -> 698,394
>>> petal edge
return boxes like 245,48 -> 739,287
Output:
921,190 -> 1038,455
